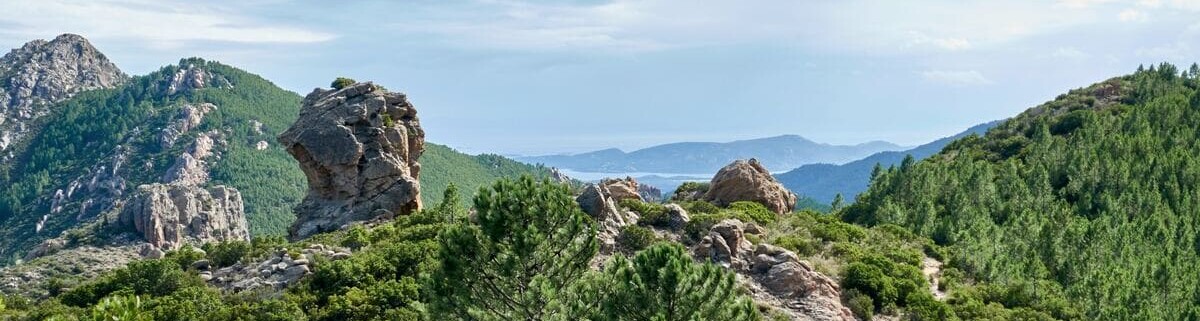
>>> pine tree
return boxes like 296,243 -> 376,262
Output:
831,193 -> 845,211
428,175 -> 598,321
592,243 -> 760,321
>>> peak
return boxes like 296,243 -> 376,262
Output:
51,33 -> 89,44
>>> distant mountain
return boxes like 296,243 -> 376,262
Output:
775,121 -> 1000,203
518,135 -> 905,174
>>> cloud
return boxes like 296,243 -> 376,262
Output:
0,0 -> 335,48
1136,42 -> 1192,60
921,70 -> 993,86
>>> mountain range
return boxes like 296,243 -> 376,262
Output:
517,135 -> 905,174
774,120 -> 1000,203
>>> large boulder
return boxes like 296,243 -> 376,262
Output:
119,184 -> 250,251
704,159 -> 798,215
576,177 -> 643,253
279,81 -> 425,240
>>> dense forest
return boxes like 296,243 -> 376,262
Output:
845,63 -> 1200,320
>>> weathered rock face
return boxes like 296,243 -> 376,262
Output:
639,183 -> 664,203
119,184 -> 251,251
0,34 -> 126,155
279,81 -> 425,240
202,243 -> 350,294
164,63 -> 231,96
692,219 -> 854,321
704,159 -> 798,215
576,177 -> 643,254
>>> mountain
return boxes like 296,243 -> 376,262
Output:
844,63 -> 1200,319
0,35 -> 551,260
0,34 -> 127,160
518,135 -> 905,174
775,121 -> 1000,203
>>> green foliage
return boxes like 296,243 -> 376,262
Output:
330,77 -> 356,90
589,243 -> 760,321
419,143 -> 555,208
669,182 -> 709,201
164,246 -> 206,270
60,259 -> 203,307
429,176 -> 598,320
843,289 -> 874,321
620,199 -> 670,227
616,225 -> 656,253
726,201 -> 777,225
204,241 -> 252,268
90,295 -> 150,321
845,64 -> 1200,319
147,287 -> 229,321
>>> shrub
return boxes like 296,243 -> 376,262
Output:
772,235 -> 819,256
620,199 -> 669,227
842,262 -> 897,310
60,259 -> 202,307
91,295 -> 151,321
341,225 -> 370,250
330,77 -> 356,90
844,289 -> 874,320
617,226 -> 656,253
680,200 -> 720,214
164,246 -> 206,270
810,220 -> 867,243
670,182 -> 710,201
205,241 -> 252,268
149,287 -> 230,321
727,201 -> 776,225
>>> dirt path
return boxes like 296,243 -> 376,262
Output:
922,256 -> 947,300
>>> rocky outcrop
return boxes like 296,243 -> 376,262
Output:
158,103 -> 215,149
202,243 -> 350,294
693,219 -> 854,321
704,159 -> 798,215
279,81 -> 425,240
639,183 -> 664,203
576,177 -> 643,254
164,62 -> 231,96
118,184 -> 250,251
0,34 -> 126,155
162,131 -> 223,186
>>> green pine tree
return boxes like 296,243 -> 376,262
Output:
591,243 -> 760,321
428,175 -> 598,321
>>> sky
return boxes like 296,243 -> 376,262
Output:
1,0 -> 1199,155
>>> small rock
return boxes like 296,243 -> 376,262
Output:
191,259 -> 211,270
331,252 -> 351,260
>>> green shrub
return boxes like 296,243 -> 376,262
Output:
620,199 -> 669,227
60,259 -> 202,307
164,246 -> 206,270
844,289 -> 874,320
680,200 -> 720,214
810,220 -> 867,243
330,77 -> 356,90
727,201 -> 777,225
670,182 -> 710,201
772,235 -> 819,256
205,241 -> 252,268
341,225 -> 370,250
842,262 -> 898,310
91,295 -> 151,321
616,226 -> 656,253
148,287 -> 230,321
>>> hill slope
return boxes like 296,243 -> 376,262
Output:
0,55 -> 551,260
844,63 -> 1200,320
776,121 -> 998,203
518,135 -> 904,174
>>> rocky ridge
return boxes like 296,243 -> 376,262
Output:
0,34 -> 126,156
118,184 -> 250,251
280,81 -> 425,240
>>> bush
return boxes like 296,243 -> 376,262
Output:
164,246 -> 206,270
844,289 -> 874,320
205,241 -> 252,268
727,201 -> 776,225
773,235 -> 819,256
680,200 -> 720,214
620,199 -> 669,227
330,77 -> 356,90
810,220 -> 867,243
842,262 -> 897,310
670,182 -> 710,201
616,226 -> 656,253
60,259 -> 202,307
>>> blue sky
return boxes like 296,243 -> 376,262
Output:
2,0 -> 1199,155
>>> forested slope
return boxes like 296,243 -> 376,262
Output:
845,63 -> 1200,320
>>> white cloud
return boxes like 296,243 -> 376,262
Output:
0,0 -> 335,48
1136,42 -> 1192,60
921,70 -> 993,86
906,32 -> 972,51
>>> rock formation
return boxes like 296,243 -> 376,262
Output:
279,81 -> 425,240
0,33 -> 126,155
164,62 -> 231,95
693,219 -> 854,321
118,184 -> 251,251
202,243 -> 350,293
704,159 -> 798,215
638,183 -> 664,203
576,177 -> 644,253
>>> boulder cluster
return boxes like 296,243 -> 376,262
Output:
576,177 -> 645,253
279,82 -> 425,240
694,220 -> 854,321
199,243 -> 351,293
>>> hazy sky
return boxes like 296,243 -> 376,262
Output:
2,0 -> 1199,155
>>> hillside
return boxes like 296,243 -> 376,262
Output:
776,121 -> 999,203
845,63 -> 1200,320
0,46 -> 552,259
518,135 -> 904,174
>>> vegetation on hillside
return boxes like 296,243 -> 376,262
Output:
845,63 -> 1200,320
